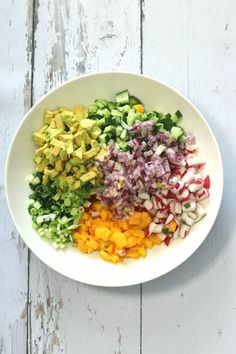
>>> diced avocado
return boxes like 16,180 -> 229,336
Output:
66,140 -> 74,155
79,119 -> 97,130
62,111 -> 77,128
74,130 -> 90,146
44,167 -> 52,175
42,147 -> 50,157
34,156 -> 43,164
51,146 -> 61,157
38,125 -> 48,134
54,114 -> 65,129
90,127 -> 102,139
65,162 -> 72,173
91,140 -> 99,148
58,133 -> 73,142
83,148 -> 98,160
94,148 -> 107,161
51,138 -> 66,150
66,176 -> 75,185
80,171 -> 97,183
75,105 -> 88,121
35,143 -> 48,156
44,110 -> 55,124
50,169 -> 59,179
73,180 -> 81,190
32,132 -> 46,146
42,174 -> 49,184
49,128 -> 64,140
59,150 -> 68,161
49,120 -> 56,129
55,160 -> 63,172
74,147 -> 83,159
70,157 -> 80,166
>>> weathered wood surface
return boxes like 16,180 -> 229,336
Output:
142,1 -> 236,354
0,1 -> 33,353
30,1 -> 141,354
1,0 -> 236,353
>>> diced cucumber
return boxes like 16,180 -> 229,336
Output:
97,118 -> 106,127
116,90 -> 129,104
95,99 -> 108,108
103,125 -> 114,134
98,134 -> 110,144
153,123 -> 164,133
129,95 -> 142,106
111,109 -> 123,117
120,129 -> 128,141
88,113 -> 101,120
117,104 -> 131,113
127,110 -> 137,126
171,110 -> 183,123
115,125 -> 123,137
104,116 -> 113,125
170,126 -> 183,140
119,141 -> 128,150
107,101 -> 116,110
97,108 -> 110,117
162,115 -> 174,131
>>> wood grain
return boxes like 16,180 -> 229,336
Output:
0,1 -> 34,353
142,1 -> 236,353
29,1 -> 141,353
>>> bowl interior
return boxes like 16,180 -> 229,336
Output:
5,73 -> 223,286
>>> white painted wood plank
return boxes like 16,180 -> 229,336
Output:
142,1 -> 236,353
30,1 -> 141,353
0,0 -> 33,353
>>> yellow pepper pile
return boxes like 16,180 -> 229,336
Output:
73,202 -> 162,263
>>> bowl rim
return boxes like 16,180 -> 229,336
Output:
5,71 -> 224,286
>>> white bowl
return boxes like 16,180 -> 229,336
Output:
5,72 -> 223,287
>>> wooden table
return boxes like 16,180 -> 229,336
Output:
1,1 -> 235,353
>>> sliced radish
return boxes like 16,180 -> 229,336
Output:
186,156 -> 203,167
165,213 -> 174,224
164,236 -> 173,246
182,201 -> 196,213
196,188 -> 209,201
188,212 -> 197,220
169,201 -> 176,215
181,214 -> 195,226
174,202 -> 182,214
161,189 -> 169,196
182,170 -> 195,184
176,188 -> 190,201
204,175 -> 210,189
188,182 -> 203,193
179,224 -> 191,238
138,192 -> 150,200
143,199 -> 153,210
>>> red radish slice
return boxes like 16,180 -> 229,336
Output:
179,224 -> 191,238
181,214 -> 195,226
169,201 -> 176,215
188,182 -> 203,193
165,213 -> 174,224
143,199 -> 153,210
176,188 -> 190,201
161,189 -> 169,196
186,156 -> 203,167
196,188 -> 209,201
204,175 -> 210,189
164,236 -> 173,246
182,170 -> 196,184
174,202 -> 182,214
